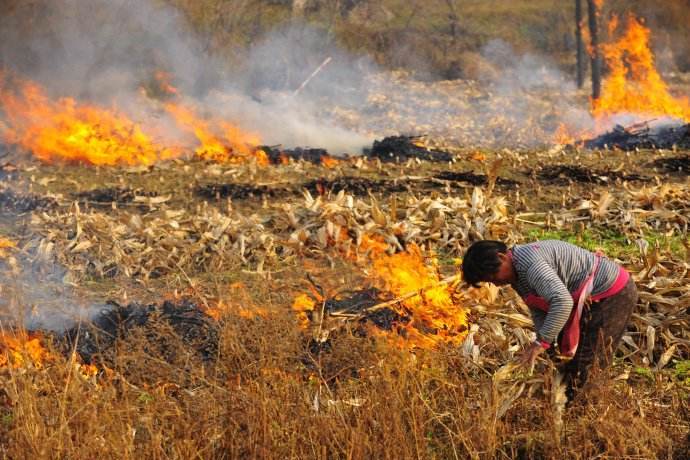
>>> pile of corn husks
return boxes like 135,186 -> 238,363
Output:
26,187 -> 513,280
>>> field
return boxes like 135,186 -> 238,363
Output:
1,131 -> 689,458
2,0 -> 690,457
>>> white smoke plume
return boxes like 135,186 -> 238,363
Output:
0,253 -> 100,332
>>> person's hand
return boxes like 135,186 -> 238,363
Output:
517,341 -> 545,373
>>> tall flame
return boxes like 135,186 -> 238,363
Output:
0,72 -> 179,165
0,71 -> 266,166
593,15 -> 690,122
371,244 -> 468,348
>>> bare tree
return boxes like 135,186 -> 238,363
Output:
587,0 -> 601,100
575,0 -> 586,88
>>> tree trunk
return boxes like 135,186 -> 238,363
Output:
575,0 -> 586,88
587,0 -> 602,100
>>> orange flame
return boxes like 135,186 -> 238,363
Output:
163,102 -> 267,165
154,71 -> 179,97
552,123 -> 576,145
320,155 -> 340,168
292,242 -> 469,348
0,236 -> 15,259
292,293 -> 317,329
0,72 -> 180,165
593,15 -> 690,123
0,71 -> 267,166
371,244 -> 468,348
205,282 -> 270,320
0,331 -> 51,369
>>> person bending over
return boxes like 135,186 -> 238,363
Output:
462,239 -> 637,399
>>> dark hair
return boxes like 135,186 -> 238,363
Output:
461,240 -> 508,287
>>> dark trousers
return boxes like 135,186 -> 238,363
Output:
563,277 -> 638,398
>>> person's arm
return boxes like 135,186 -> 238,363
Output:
525,260 -> 574,345
530,308 -> 547,333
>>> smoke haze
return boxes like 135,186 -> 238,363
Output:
0,0 -> 596,154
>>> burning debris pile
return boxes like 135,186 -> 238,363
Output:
0,298 -> 219,374
556,14 -> 690,151
583,121 -> 690,151
592,15 -> 690,124
260,145 -> 340,166
293,244 -> 474,349
0,71 -> 267,166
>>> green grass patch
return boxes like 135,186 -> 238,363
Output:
525,227 -> 687,260
674,360 -> 690,387
633,366 -> 655,382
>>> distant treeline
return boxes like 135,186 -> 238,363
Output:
2,0 -> 689,81
165,0 -> 690,78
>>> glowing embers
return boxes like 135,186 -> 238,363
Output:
204,282 -> 269,321
293,243 -> 470,349
593,15 -> 690,123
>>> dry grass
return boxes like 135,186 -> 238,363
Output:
0,305 -> 686,459
1,146 -> 689,459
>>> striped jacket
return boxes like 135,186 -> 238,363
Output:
510,240 -> 621,344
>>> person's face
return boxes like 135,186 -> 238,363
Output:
483,252 -> 515,286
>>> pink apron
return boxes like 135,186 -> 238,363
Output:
523,254 -> 602,357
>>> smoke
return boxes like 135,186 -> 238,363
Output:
479,39 -> 595,141
324,39 -> 596,149
209,24 -> 376,152
1,0 -> 600,155
0,252 -> 100,332
0,0 -> 376,154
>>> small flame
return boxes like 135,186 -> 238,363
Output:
154,71 -> 179,97
358,234 -> 390,258
552,123 -> 576,145
162,102 -> 266,165
292,242 -> 469,348
0,237 -> 16,259
205,282 -> 270,320
0,331 -> 51,369
292,293 -> 317,329
593,15 -> 690,123
320,155 -> 340,168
